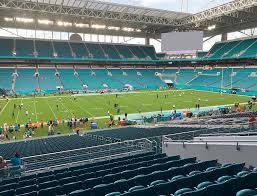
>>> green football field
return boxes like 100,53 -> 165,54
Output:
0,89 -> 251,125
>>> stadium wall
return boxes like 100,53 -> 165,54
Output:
163,139 -> 257,167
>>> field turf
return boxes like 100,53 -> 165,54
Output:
0,89 -> 250,126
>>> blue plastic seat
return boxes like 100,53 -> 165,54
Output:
62,181 -> 82,194
123,187 -> 155,196
20,174 -> 37,181
236,189 -> 257,196
56,171 -> 72,180
179,189 -> 206,196
188,171 -> 201,176
103,174 -> 118,184
114,179 -> 131,193
150,180 -> 166,186
59,176 -> 77,185
105,192 -> 121,196
84,177 -> 102,189
222,163 -> 233,167
38,175 -> 55,183
37,171 -> 53,177
128,185 -> 145,192
0,177 -> 19,186
68,189 -> 91,196
174,188 -> 193,196
38,185 -> 62,196
16,184 -> 37,195
92,183 -> 115,196
206,167 -> 218,172
237,171 -> 250,177
0,189 -> 15,196
216,175 -> 233,183
171,175 -> 185,181
38,180 -> 59,189
0,183 -> 17,192
197,181 -> 213,189
76,172 -> 94,181
17,191 -> 38,196
18,178 -> 37,188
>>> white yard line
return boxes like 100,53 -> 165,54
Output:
16,98 -> 23,123
0,100 -> 9,116
59,98 -> 74,117
33,97 -> 38,122
45,99 -> 57,119
65,97 -> 94,117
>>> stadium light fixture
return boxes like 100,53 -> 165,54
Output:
207,25 -> 216,31
122,27 -> 134,32
107,26 -> 120,31
74,23 -> 89,28
16,17 -> 34,23
135,29 -> 141,32
38,19 -> 53,25
57,21 -> 72,26
91,24 -> 106,29
4,17 -> 13,22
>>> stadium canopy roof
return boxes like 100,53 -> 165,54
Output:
0,0 -> 256,39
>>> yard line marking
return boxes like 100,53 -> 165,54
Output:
33,97 -> 38,122
58,98 -> 74,117
64,97 -> 94,117
16,98 -> 23,123
0,99 -> 9,116
45,99 -> 57,119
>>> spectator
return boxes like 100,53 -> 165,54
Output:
0,156 -> 7,168
75,127 -> 80,135
11,152 -> 22,168
249,115 -> 256,129
0,156 -> 7,178
10,152 -> 23,176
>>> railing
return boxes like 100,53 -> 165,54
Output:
2,138 -> 152,175
199,131 -> 257,137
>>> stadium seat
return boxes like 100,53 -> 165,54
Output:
38,186 -> 62,196
105,192 -> 121,196
15,185 -> 37,195
62,181 -> 83,194
150,180 -> 166,186
68,189 -> 91,196
174,188 -> 193,195
17,191 -> 38,196
128,185 -> 145,192
236,189 -> 257,196
196,181 -> 213,189
216,175 -> 234,183
0,189 -> 15,196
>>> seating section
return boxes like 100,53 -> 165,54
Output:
0,134 -> 106,160
89,126 -> 207,141
3,66 -> 257,95
0,150 -> 255,196
205,37 -> 257,59
0,38 -> 157,61
2,68 -> 166,94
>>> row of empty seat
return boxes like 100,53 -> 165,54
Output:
1,150 -> 255,196
3,67 -> 257,94
204,36 -> 257,59
0,38 -> 157,60
0,134 -> 106,160
0,68 -> 165,94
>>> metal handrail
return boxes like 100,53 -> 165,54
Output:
1,138 -> 153,174
20,137 -> 152,160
